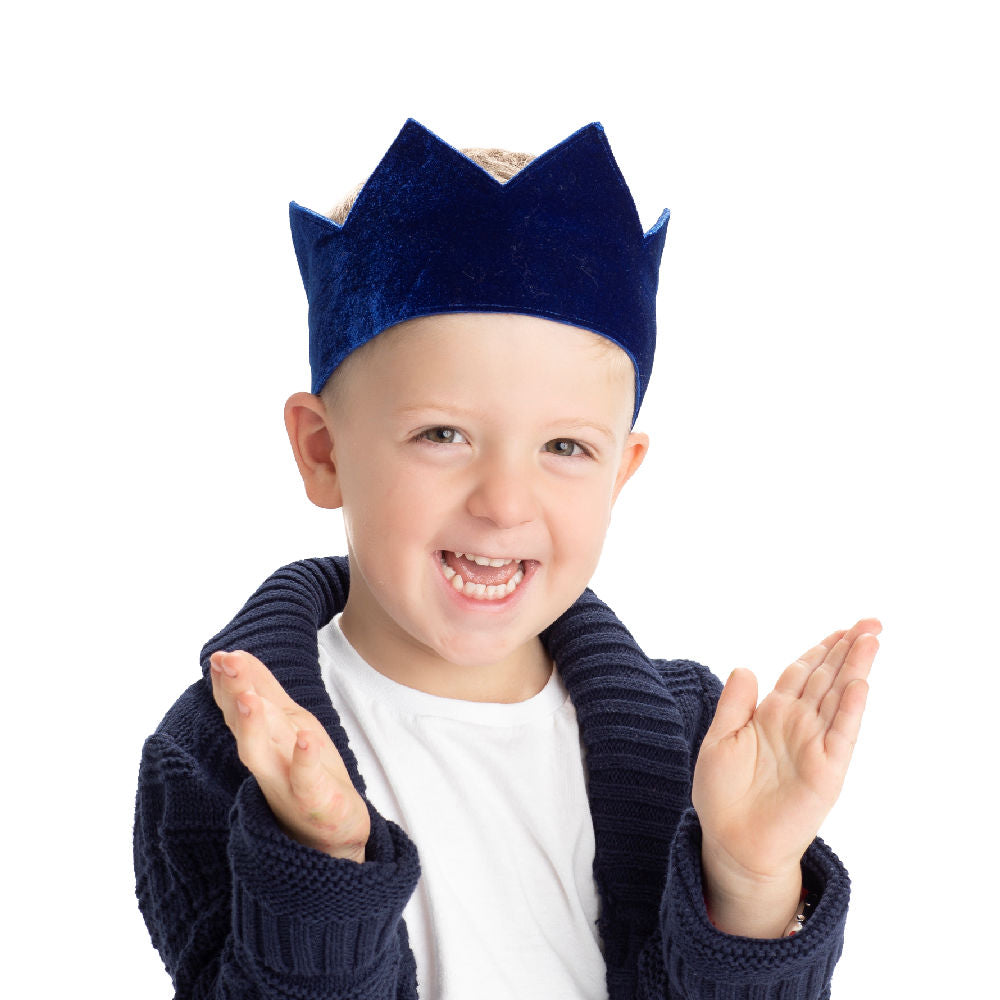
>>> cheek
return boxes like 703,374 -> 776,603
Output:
339,444 -> 409,517
549,478 -> 616,556
344,458 -> 448,553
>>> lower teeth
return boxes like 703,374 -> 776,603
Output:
441,555 -> 525,600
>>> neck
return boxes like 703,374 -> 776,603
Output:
338,600 -> 553,704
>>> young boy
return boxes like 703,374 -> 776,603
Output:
134,118 -> 880,1000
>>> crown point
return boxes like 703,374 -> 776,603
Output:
290,119 -> 669,423
645,207 -> 671,239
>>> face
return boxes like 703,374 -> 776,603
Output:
299,313 -> 648,691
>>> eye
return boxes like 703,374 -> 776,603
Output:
544,438 -> 590,458
418,426 -> 467,445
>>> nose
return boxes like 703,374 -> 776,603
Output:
465,452 -> 538,529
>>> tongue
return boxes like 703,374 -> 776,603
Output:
443,552 -> 521,586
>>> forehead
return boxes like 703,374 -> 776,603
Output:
366,313 -> 632,387
343,313 -> 634,429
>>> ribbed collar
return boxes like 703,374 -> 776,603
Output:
199,555 -> 693,975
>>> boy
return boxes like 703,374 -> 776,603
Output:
134,118 -> 880,999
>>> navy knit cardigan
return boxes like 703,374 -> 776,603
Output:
134,556 -> 850,999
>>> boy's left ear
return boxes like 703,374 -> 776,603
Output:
283,392 -> 343,510
611,431 -> 649,505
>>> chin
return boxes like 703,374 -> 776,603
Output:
425,625 -> 529,670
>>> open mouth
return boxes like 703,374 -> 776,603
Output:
438,550 -> 527,601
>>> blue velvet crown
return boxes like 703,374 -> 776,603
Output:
290,118 -> 670,422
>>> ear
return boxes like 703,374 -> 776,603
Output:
283,391 -> 343,509
610,431 -> 649,506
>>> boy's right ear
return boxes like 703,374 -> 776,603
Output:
283,392 -> 343,510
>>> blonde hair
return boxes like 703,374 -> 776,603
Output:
327,146 -> 538,225
319,144 -> 633,414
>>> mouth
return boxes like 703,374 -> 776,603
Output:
437,550 -> 528,601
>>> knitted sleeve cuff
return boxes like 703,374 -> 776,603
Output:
227,777 -> 421,979
659,808 -> 849,997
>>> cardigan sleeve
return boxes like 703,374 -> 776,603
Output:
637,658 -> 850,1000
133,717 -> 421,999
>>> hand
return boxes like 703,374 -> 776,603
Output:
692,618 -> 880,914
209,649 -> 371,863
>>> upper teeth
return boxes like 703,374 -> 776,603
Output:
440,551 -> 527,601
455,552 -> 516,567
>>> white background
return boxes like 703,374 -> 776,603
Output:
3,1 -> 997,995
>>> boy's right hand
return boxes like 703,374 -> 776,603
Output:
209,649 -> 371,864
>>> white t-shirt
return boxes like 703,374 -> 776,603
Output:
317,615 -> 608,1000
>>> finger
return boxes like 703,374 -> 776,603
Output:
853,617 -> 883,637
703,668 -> 758,748
210,657 -> 260,731
818,628 -> 849,650
212,649 -> 296,709
290,733 -> 363,840
775,632 -> 847,696
229,690 -> 292,788
824,677 -> 870,771
781,624 -> 862,698
287,734 -> 369,860
818,634 -> 878,726
802,632 -> 855,705
288,731 -> 327,807
776,617 -> 882,699
803,621 -> 882,706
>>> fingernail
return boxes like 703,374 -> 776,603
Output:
220,654 -> 238,678
237,698 -> 250,717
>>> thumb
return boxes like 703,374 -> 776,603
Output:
703,668 -> 758,748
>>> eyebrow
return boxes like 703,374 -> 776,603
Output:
395,404 -> 618,442
551,419 -> 618,443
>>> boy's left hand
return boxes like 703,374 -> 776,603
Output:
691,617 -> 881,930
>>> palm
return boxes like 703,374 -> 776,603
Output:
210,649 -> 371,862
692,618 -> 880,880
